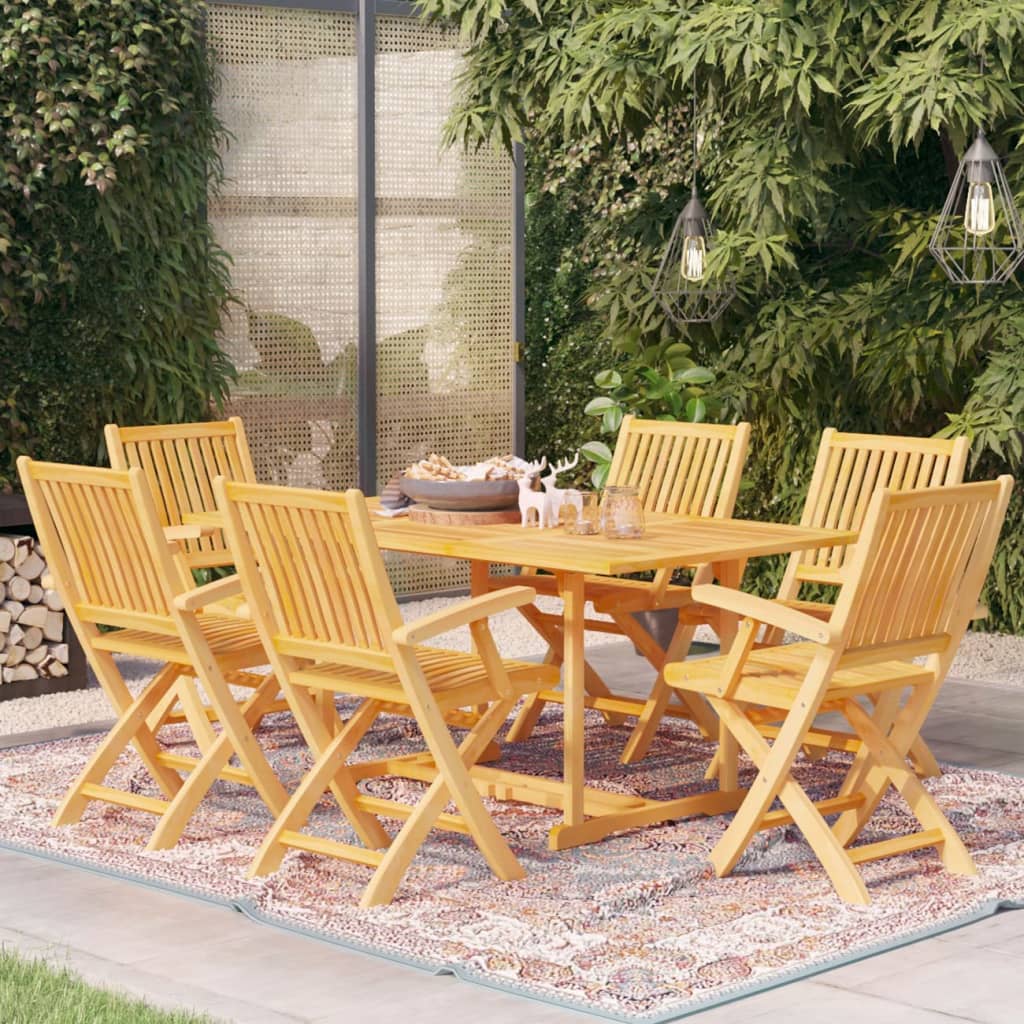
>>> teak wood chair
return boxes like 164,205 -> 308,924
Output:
17,457 -> 288,850
215,479 -> 560,907
496,416 -> 751,751
624,428 -> 971,768
666,476 -> 1013,904
105,418 -> 290,728
105,417 -> 256,573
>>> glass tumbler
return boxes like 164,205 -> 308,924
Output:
567,491 -> 600,535
601,485 -> 645,539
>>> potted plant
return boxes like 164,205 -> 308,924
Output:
579,333 -> 719,652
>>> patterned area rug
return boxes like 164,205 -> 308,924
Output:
2,703 -> 1024,1022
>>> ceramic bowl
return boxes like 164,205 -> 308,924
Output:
398,476 -> 521,511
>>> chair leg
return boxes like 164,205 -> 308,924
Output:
710,696 -> 870,904
505,602 -> 624,741
89,654 -> 185,799
146,673 -> 284,851
284,686 -> 393,852
841,699 -> 975,875
361,697 -> 522,908
54,664 -> 184,826
706,657 -> 835,877
251,699 -> 388,877
620,620 -> 718,764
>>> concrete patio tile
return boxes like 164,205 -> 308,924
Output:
0,924 -> 305,1024
697,980 -> 978,1023
937,909 -> 1024,954
308,973 -> 591,1024
853,945 -> 1024,1023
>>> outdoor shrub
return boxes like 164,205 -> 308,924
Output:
0,0 -> 234,490
422,0 -> 1024,634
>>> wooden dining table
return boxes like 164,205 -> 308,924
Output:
181,504 -> 857,850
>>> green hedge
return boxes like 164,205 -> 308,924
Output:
0,0 -> 234,489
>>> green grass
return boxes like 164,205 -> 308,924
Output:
0,949 -> 219,1024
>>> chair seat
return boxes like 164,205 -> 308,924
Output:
666,641 -> 934,707
292,647 -> 560,712
92,613 -> 266,668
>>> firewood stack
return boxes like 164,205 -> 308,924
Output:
0,534 -> 69,684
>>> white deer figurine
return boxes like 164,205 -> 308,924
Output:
517,457 -> 549,528
542,452 -> 581,527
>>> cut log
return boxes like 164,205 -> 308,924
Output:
43,589 -> 64,612
18,604 -> 48,629
0,563 -> 12,584
16,550 -> 45,581
20,626 -> 43,651
5,645 -> 25,667
40,572 -> 55,589
25,646 -> 48,666
43,611 -> 64,643
0,610 -> 10,635
40,658 -> 67,678
8,624 -> 24,647
50,643 -> 69,664
10,536 -> 33,568
6,575 -> 30,602
3,664 -> 38,683
27,584 -> 43,604
0,537 -> 15,563
2,600 -> 25,621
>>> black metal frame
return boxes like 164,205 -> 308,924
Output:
212,0 -> 526,484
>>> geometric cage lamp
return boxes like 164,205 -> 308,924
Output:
929,129 -> 1024,285
651,81 -> 736,326
652,185 -> 737,325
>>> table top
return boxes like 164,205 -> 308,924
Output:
183,504 -> 857,576
371,509 -> 856,575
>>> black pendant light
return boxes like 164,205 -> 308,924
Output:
652,82 -> 735,325
930,57 -> 1024,285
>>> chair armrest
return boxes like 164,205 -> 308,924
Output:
174,575 -> 243,613
690,584 -> 837,646
394,586 -> 537,646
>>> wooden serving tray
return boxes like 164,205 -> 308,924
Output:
407,504 -> 521,526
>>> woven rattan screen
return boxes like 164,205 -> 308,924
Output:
207,4 -> 360,494
208,5 -> 514,595
375,16 -> 514,593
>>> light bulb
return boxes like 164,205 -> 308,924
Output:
681,235 -> 706,282
964,181 -> 995,236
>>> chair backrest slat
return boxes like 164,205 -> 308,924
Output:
218,481 -> 400,657
106,418 -> 256,570
831,478 -> 1012,655
18,460 -> 190,631
792,429 -> 969,582
607,416 -> 751,518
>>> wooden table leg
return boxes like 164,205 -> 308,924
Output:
559,571 -> 586,828
710,559 -> 746,789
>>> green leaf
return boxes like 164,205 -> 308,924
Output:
594,369 -> 622,388
684,397 -> 707,422
674,366 -> 715,385
584,396 -> 617,415
580,440 -> 613,464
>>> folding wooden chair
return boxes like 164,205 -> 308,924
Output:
105,417 -> 256,573
105,418 -> 291,729
666,476 -> 1013,904
498,416 -> 751,751
624,428 -> 970,768
17,458 -> 288,850
215,479 -> 561,907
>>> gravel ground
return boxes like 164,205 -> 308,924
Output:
1,594 -> 1021,738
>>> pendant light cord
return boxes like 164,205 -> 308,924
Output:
691,71 -> 698,196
